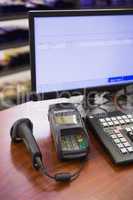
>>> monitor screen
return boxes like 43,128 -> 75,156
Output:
30,10 -> 133,97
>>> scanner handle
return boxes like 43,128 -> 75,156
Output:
10,119 -> 42,169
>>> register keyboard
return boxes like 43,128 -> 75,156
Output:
87,111 -> 133,164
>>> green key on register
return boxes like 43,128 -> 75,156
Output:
79,139 -> 88,149
76,135 -> 88,150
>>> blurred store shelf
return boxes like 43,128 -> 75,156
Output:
0,19 -> 28,50
0,46 -> 30,76
0,1 -> 53,21
0,70 -> 31,110
0,18 -> 28,28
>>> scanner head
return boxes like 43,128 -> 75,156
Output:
10,118 -> 33,143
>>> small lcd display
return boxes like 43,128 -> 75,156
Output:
54,114 -> 78,125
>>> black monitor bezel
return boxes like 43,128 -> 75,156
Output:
29,8 -> 133,100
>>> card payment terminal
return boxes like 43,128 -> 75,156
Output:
48,103 -> 90,160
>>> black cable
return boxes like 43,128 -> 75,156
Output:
84,100 -> 110,114
91,100 -> 110,112
95,106 -> 108,113
36,157 -> 55,180
113,87 -> 133,113
75,97 -> 110,115
36,156 -> 86,182
69,159 -> 86,181
74,88 -> 132,115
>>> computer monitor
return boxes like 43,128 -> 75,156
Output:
29,9 -> 133,100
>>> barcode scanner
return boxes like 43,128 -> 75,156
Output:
10,118 -> 86,182
10,119 -> 42,170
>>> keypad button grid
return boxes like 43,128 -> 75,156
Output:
61,134 -> 87,151
98,113 -> 133,154
99,114 -> 133,129
109,130 -> 133,154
